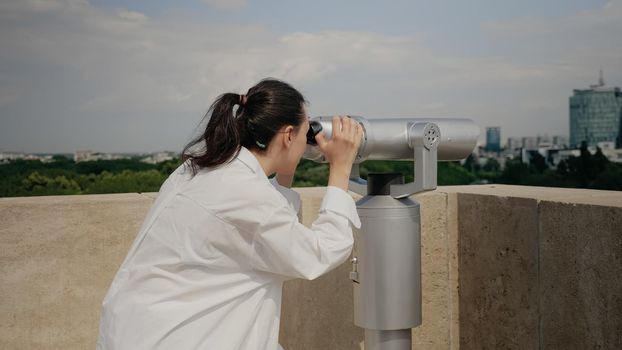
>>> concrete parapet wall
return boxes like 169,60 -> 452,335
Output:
447,186 -> 622,349
0,194 -> 154,349
1,185 -> 620,349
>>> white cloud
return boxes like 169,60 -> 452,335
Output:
118,10 -> 147,23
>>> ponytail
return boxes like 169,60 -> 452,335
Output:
183,78 -> 307,175
182,93 -> 244,174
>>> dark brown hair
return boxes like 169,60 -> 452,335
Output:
182,78 -> 307,174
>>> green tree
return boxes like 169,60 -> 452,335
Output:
293,160 -> 329,187
529,152 -> 548,174
482,158 -> 501,172
437,162 -> 477,185
84,170 -> 167,194
556,142 -> 620,190
592,163 -> 622,190
21,172 -> 49,192
75,159 -> 155,175
463,154 -> 480,173
20,171 -> 81,196
156,158 -> 183,175
497,159 -> 531,185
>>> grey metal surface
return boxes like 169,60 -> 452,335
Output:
390,122 -> 440,198
303,116 -> 480,162
353,195 -> 422,330
364,329 -> 412,350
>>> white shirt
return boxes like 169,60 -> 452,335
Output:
96,147 -> 360,350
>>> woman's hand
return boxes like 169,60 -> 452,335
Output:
315,116 -> 363,191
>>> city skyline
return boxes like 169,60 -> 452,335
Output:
1,0 -> 621,153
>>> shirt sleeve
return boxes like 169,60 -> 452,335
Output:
250,186 -> 361,280
268,177 -> 301,214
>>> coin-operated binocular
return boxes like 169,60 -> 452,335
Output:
304,116 -> 479,350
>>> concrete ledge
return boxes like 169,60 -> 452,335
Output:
440,184 -> 622,208
1,186 -> 621,349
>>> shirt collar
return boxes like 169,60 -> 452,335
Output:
236,146 -> 268,179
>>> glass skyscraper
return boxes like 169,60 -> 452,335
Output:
569,74 -> 622,148
485,127 -> 501,152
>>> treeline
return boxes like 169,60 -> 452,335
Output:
465,142 -> 622,191
0,156 -> 180,197
1,143 -> 621,198
0,156 -> 475,197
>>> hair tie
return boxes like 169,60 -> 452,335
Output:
255,140 -> 267,149
239,94 -> 247,106
247,121 -> 267,149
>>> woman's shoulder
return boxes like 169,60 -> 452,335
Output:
188,172 -> 290,234
181,161 -> 288,216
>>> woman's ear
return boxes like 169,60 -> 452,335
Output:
283,125 -> 294,147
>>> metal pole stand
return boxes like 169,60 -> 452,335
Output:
365,329 -> 412,350
350,173 -> 421,350
345,122 -> 440,350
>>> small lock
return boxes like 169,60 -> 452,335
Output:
350,256 -> 359,283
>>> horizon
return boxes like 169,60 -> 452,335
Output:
0,127 -> 578,154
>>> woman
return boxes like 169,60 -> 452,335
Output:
97,78 -> 363,349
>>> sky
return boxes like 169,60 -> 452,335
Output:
0,0 -> 621,153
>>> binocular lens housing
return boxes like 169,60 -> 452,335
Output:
304,116 -> 480,163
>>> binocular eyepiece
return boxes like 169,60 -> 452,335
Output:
306,120 -> 323,145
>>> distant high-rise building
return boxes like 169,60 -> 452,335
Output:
537,134 -> 551,146
522,136 -> 538,150
569,71 -> 622,147
485,127 -> 501,152
507,137 -> 522,150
